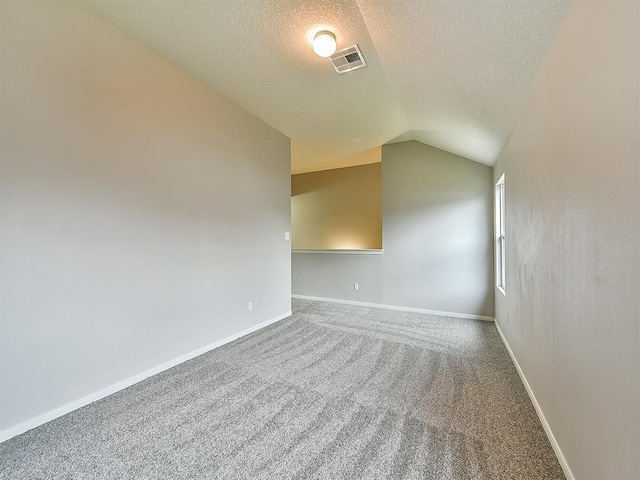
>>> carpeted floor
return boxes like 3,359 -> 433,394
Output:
0,299 -> 564,479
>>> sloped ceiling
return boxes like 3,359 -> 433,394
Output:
75,0 -> 571,173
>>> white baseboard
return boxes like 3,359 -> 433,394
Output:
494,320 -> 574,480
0,311 -> 292,444
292,294 -> 494,322
292,249 -> 384,255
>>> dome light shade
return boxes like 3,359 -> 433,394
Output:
313,31 -> 337,57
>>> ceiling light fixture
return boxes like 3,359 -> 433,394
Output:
313,30 -> 337,57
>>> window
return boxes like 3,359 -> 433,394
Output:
495,173 -> 506,295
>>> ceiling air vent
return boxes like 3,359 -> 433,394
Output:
330,45 -> 367,74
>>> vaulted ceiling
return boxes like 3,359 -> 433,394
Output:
76,0 -> 571,173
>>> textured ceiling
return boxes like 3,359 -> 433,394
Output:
75,0 -> 571,173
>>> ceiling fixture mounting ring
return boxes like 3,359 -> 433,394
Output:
313,30 -> 337,57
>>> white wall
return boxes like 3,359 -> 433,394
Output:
0,0 -> 291,434
492,0 -> 639,478
293,141 -> 494,317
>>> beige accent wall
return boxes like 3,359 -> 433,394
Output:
292,163 -> 382,249
492,0 -> 639,478
291,144 -> 382,175
0,0 -> 291,434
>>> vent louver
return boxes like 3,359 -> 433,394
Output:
330,45 -> 367,74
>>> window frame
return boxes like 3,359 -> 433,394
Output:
495,173 -> 506,295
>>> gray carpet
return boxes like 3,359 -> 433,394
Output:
0,299 -> 564,479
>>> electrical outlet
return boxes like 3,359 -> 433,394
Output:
354,283 -> 359,291
248,302 -> 253,312
284,232 -> 290,241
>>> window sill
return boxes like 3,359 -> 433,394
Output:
292,249 -> 384,255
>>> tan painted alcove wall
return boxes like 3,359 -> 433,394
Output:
291,160 -> 382,250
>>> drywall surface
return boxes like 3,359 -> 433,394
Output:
381,142 -> 494,316
291,144 -> 381,175
292,254 -> 384,303
0,0 -> 291,432
492,0 -> 640,478
291,163 -> 382,249
292,141 -> 494,317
